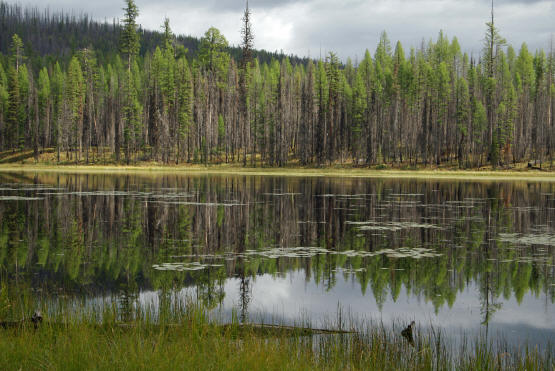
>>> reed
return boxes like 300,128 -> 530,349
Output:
0,288 -> 552,371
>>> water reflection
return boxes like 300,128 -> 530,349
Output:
0,172 -> 553,344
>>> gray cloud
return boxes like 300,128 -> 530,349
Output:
7,0 -> 555,59
166,0 -> 302,11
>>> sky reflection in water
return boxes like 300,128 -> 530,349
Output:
0,172 -> 553,347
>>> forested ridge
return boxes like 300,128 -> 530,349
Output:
0,0 -> 553,168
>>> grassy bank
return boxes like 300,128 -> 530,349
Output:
1,163 -> 555,182
2,313 -> 552,370
5,320 -> 552,371
0,291 -> 552,371
1,149 -> 554,181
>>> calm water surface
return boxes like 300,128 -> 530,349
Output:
0,172 -> 553,347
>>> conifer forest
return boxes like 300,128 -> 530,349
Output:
0,0 -> 554,168
1,2 -> 555,369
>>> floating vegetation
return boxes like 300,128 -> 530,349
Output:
21,187 -> 67,191
263,193 -> 302,196
41,191 -> 135,196
389,193 -> 424,197
347,221 -> 441,231
377,247 -> 442,259
148,193 -> 195,199
169,254 -> 221,260
0,196 -> 43,201
498,233 -> 555,247
223,246 -> 443,260
34,189 -> 204,201
152,262 -> 224,271
149,201 -> 247,207
241,246 -> 330,259
333,267 -> 366,274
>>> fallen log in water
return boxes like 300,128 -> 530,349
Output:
1,316 -> 355,337
219,323 -> 356,337
113,322 -> 355,337
0,311 -> 42,329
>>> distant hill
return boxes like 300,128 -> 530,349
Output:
0,1 -> 309,69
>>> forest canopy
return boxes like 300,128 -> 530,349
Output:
0,0 -> 553,168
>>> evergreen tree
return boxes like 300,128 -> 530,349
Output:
482,1 -> 506,163
455,77 -> 470,167
6,64 -> 19,151
38,67 -> 51,148
17,65 -> 29,150
51,62 -> 64,161
176,56 -> 193,162
120,0 -> 141,164
9,34 -> 24,72
66,56 -> 85,159
240,1 -> 254,165
199,27 -> 229,80
0,62 -> 8,150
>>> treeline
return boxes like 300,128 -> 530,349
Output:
0,0 -> 553,168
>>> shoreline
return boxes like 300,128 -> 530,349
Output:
0,163 -> 554,181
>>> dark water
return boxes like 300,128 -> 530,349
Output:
0,172 -> 554,347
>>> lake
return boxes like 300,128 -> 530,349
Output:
0,171 -> 553,348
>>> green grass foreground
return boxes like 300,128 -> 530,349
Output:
0,306 -> 552,371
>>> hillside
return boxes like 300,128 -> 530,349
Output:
0,1 -> 308,70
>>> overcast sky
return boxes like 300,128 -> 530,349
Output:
9,0 -> 555,60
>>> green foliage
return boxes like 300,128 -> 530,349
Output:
456,77 -> 470,137
6,64 -> 19,149
120,0 -> 142,163
0,62 -> 7,149
177,56 -> 193,147
199,27 -> 230,81
218,114 -> 225,146
497,52 -> 517,153
0,302 -> 550,370
315,60 -> 328,108
326,52 -> 341,100
120,0 -> 140,68
436,61 -> 450,118
516,43 -> 535,95
37,67 -> 50,106
483,18 -> 506,78
352,70 -> 367,136
162,17 -> 173,51
9,34 -> 24,70
66,56 -> 84,125
472,99 -> 487,145
16,65 -> 28,149
50,62 -> 64,152
0,0 -> 552,168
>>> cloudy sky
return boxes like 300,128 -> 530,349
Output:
9,0 -> 555,59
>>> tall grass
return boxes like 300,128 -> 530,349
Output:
0,286 -> 552,370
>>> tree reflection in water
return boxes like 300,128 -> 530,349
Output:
0,172 -> 553,333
